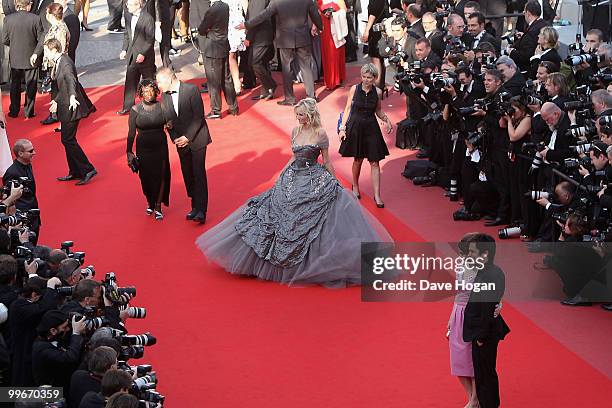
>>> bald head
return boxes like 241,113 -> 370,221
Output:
155,67 -> 177,93
541,102 -> 562,128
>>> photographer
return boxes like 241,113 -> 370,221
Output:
9,275 -> 62,386
421,12 -> 444,58
381,17 -> 418,64
70,345 -> 118,408
529,181 -> 578,247
465,12 -> 499,54
444,13 -> 472,53
79,368 -> 133,408
31,310 -> 86,389
506,1 -> 549,74
574,29 -> 604,85
495,56 -> 525,97
544,72 -> 570,109
56,258 -> 84,288
2,139 -> 40,244
539,102 -> 572,165
577,143 -> 611,187
405,3 -> 424,37
60,279 -> 122,332
533,61 -> 557,95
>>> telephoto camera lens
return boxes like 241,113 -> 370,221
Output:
85,317 -> 111,331
142,390 -> 165,404
133,374 -> 158,388
121,332 -> 157,347
127,307 -> 147,319
135,364 -> 153,377
56,286 -> 74,296
80,265 -> 95,279
498,226 -> 523,239
525,191 -> 550,200
449,179 -> 458,201
570,143 -> 592,155
117,287 -> 137,297
131,381 -> 157,392
120,345 -> 145,360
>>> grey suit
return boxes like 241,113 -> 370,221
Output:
246,0 -> 322,102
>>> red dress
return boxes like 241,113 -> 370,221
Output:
318,1 -> 346,90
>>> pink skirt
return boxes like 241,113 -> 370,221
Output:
449,303 -> 474,377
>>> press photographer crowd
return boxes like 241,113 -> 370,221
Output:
359,0 -> 612,310
0,140 -> 163,407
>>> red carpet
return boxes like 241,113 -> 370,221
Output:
3,80 -> 611,407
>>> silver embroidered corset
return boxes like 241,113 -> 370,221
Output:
290,144 -> 321,169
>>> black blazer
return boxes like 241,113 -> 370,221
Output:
409,19 -> 425,38
504,71 -> 526,97
529,47 -> 562,79
161,82 -> 212,151
427,30 -> 445,59
550,95 -> 569,110
2,10 -> 44,69
52,55 -> 91,122
545,113 -> 573,163
462,263 -> 511,343
3,160 -> 38,212
32,334 -> 85,387
144,0 -> 172,24
246,0 -> 322,49
198,0 -> 230,58
246,0 -> 273,45
122,10 -> 156,67
509,18 -> 549,73
469,30 -> 500,54
189,0 -> 211,27
63,7 -> 80,63
451,79 -> 486,131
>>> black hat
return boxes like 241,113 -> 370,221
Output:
36,310 -> 69,335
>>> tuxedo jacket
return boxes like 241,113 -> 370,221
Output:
63,7 -> 80,63
408,19 -> 425,38
122,11 -> 156,67
509,18 -> 549,73
52,55 -> 90,122
462,263 -> 510,343
198,0 -> 230,58
451,79 -> 486,131
246,0 -> 322,49
468,30 -> 500,54
427,30 -> 445,59
2,10 -> 44,69
529,47 -> 562,79
545,113 -> 573,163
503,71 -> 526,97
246,0 -> 273,46
161,82 -> 212,151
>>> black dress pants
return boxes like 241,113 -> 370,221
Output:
279,46 -> 315,102
122,63 -> 156,111
250,44 -> 276,95
491,150 -> 511,220
61,120 -> 95,178
107,0 -> 125,30
159,21 -> 172,68
203,55 -> 237,114
9,68 -> 38,117
472,339 -> 501,408
177,146 -> 208,213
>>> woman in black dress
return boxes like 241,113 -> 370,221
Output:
126,80 -> 171,220
361,0 -> 389,91
338,63 -> 393,208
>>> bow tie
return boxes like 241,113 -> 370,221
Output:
166,91 -> 177,95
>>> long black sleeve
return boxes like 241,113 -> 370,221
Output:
126,108 -> 138,153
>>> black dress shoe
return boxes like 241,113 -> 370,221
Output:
229,108 -> 239,116
117,109 -> 130,115
57,174 -> 76,181
40,114 -> 59,125
277,99 -> 297,106
186,209 -> 197,220
7,112 -> 18,118
483,215 -> 497,221
560,295 -> 592,307
75,169 -> 97,185
54,127 -> 61,132
206,112 -> 221,120
601,304 -> 612,311
484,217 -> 506,227
192,211 -> 206,224
251,94 -> 271,100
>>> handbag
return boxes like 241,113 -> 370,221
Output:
337,85 -> 359,134
128,156 -> 140,173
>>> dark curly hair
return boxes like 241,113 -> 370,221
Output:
137,79 -> 159,99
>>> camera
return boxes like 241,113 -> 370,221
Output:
119,345 -> 145,361
498,225 -> 525,239
56,286 -> 74,296
566,125 -> 597,139
525,190 -> 550,200
371,23 -> 386,32
570,143 -> 592,155
589,72 -> 612,85
565,52 -> 605,67
80,265 -> 95,279
564,100 -> 592,111
126,306 -> 147,319
466,129 -> 486,148
120,333 -> 157,347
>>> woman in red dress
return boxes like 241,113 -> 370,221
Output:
317,0 -> 347,90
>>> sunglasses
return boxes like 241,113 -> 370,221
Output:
26,149 -> 35,153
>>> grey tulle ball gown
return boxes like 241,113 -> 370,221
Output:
196,128 -> 392,287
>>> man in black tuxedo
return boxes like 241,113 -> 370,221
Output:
144,0 -> 172,67
405,3 -> 424,38
117,0 -> 156,115
198,0 -> 237,119
246,0 -> 276,101
466,12 -> 500,53
507,1 -> 549,74
45,38 -> 97,185
156,67 -> 211,223
462,233 -> 510,408
445,13 -> 473,54
106,0 -> 125,32
422,12 -> 444,59
495,55 -> 525,97
540,102 -> 573,165
2,0 -> 44,118
2,139 -> 41,243
449,66 -> 486,132
242,0 -> 322,106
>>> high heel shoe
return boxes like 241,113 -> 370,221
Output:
154,210 -> 163,221
381,87 -> 389,100
351,185 -> 361,199
81,22 -> 93,32
146,207 -> 153,216
375,201 -> 385,208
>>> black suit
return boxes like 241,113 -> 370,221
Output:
31,334 -> 84,388
246,0 -> 276,96
3,160 -> 40,242
545,113 -> 572,164
144,0 -> 172,67
121,10 -> 156,111
528,47 -> 562,79
408,19 -> 425,38
452,79 -> 486,132
63,7 -> 80,63
509,18 -> 549,73
246,0 -> 323,102
198,0 -> 237,115
78,392 -> 106,408
52,55 -> 95,179
161,82 -> 211,214
463,262 -> 510,408
69,370 -> 101,408
2,10 -> 44,117
107,0 -> 125,30
469,30 -> 500,53
427,30 -> 445,59
503,71 -> 525,97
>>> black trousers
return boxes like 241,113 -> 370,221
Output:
107,0 -> 125,30
60,120 -> 95,178
9,68 -> 38,117
345,11 -> 357,62
472,339 -> 501,408
203,55 -> 237,114
122,63 -> 156,110
159,21 -> 172,68
177,146 -> 208,213
491,150 -> 511,220
279,46 -> 315,102
249,44 -> 276,95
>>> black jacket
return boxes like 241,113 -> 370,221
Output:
3,160 -> 39,212
462,263 -> 511,343
198,0 -> 230,58
245,0 -> 273,45
408,19 -> 425,38
161,82 -> 212,151
545,113 -> 572,163
59,300 -> 122,331
63,7 -> 80,63
51,55 -> 91,123
468,30 -> 500,53
189,0 -> 211,27
69,370 -> 102,408
504,71 -> 526,97
31,334 -> 84,388
550,95 -> 569,111
509,18 -> 549,73
2,10 -> 44,69
529,47 -> 562,79
451,79 -> 486,131
122,11 -> 156,67
78,391 -> 106,408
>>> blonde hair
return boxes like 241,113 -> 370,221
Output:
294,98 -> 322,129
361,63 -> 379,78
539,26 -> 559,49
